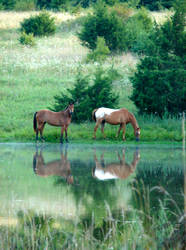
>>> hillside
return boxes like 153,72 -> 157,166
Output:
0,10 -> 181,143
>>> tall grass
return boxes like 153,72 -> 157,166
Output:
0,183 -> 183,249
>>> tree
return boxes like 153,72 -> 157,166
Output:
130,1 -> 186,117
78,1 -> 127,51
52,67 -> 119,123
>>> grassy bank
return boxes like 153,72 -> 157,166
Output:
0,10 -> 180,144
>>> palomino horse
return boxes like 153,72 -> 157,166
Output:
33,103 -> 74,143
33,146 -> 74,184
92,107 -> 140,141
92,149 -> 140,181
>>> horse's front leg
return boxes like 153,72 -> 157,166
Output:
60,126 -> 65,143
65,126 -> 69,143
122,124 -> 126,141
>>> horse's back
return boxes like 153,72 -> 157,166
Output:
95,107 -> 119,119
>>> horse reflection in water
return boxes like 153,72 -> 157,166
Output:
33,146 -> 74,184
93,149 -> 140,181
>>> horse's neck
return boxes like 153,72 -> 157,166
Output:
129,113 -> 138,131
64,109 -> 71,117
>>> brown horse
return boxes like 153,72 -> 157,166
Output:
92,149 -> 140,181
33,147 -> 74,184
92,107 -> 140,141
33,103 -> 74,143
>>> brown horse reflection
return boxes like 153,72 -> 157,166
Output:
33,147 -> 73,184
92,149 -> 140,181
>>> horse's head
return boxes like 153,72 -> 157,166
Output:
135,127 -> 140,141
68,103 -> 74,116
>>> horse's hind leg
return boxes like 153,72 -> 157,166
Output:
40,123 -> 46,142
35,129 -> 39,141
116,124 -> 122,138
38,122 -> 45,142
93,119 -> 102,139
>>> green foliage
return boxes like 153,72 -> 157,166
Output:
131,1 -> 186,117
19,32 -> 36,47
125,7 -> 153,52
78,1 -> 127,51
52,67 -> 119,123
0,0 -> 16,10
86,36 -> 110,62
138,0 -> 174,10
36,0 -> 67,10
20,11 -> 56,37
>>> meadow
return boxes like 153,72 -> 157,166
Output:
0,10 -> 182,143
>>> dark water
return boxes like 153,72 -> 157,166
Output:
0,143 -> 185,249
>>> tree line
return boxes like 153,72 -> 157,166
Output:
0,0 -> 174,11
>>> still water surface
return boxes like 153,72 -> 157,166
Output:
0,143 -> 184,248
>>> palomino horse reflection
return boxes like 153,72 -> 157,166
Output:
93,149 -> 140,181
33,147 -> 74,184
92,107 -> 140,141
33,103 -> 74,143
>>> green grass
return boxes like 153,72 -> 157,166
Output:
0,11 -> 183,143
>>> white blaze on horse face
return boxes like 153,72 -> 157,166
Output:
94,169 -> 118,180
95,108 -> 119,120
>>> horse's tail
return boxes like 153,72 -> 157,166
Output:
33,112 -> 38,132
92,109 -> 98,122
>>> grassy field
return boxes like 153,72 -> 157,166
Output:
0,10 -> 182,143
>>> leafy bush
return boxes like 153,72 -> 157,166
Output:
52,67 -> 119,123
130,1 -> 186,117
20,11 -> 56,37
19,32 -> 36,46
86,37 -> 110,62
78,1 -> 127,52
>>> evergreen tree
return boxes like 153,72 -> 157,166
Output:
52,67 -> 119,122
131,0 -> 186,117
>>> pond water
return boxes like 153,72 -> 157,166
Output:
0,143 -> 185,249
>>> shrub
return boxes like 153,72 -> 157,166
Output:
19,32 -> 36,46
78,1 -> 127,52
52,67 -> 119,123
20,11 -> 56,37
86,37 -> 110,62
